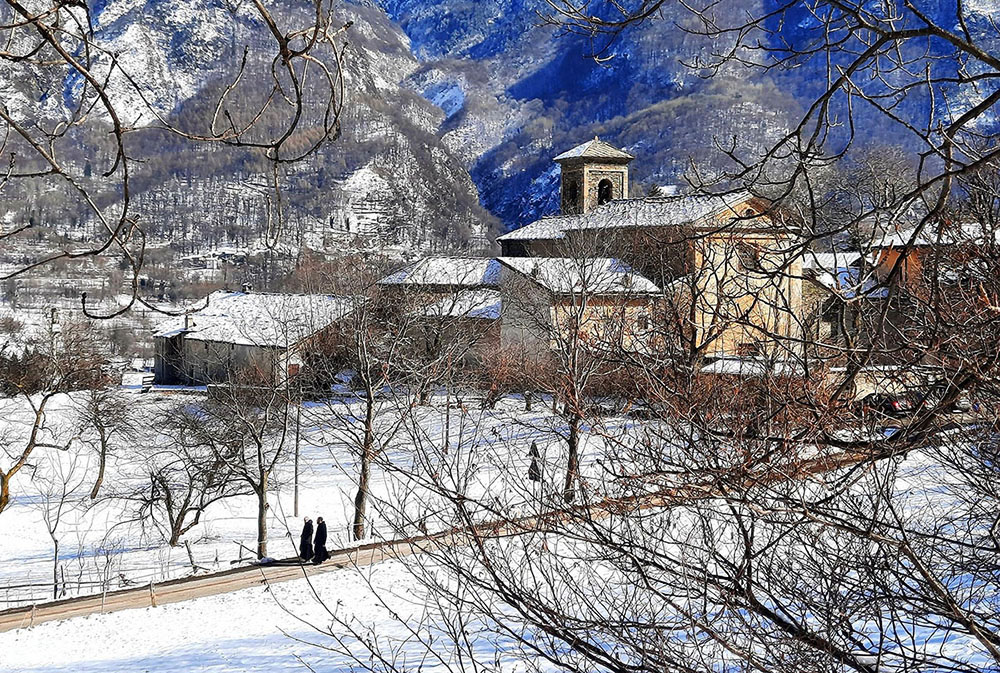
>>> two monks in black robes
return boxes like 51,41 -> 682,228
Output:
299,516 -> 330,564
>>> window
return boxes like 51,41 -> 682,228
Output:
736,342 -> 762,357
597,179 -> 614,205
735,242 -> 761,270
637,314 -> 650,331
565,180 -> 579,206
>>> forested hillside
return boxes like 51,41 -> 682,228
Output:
5,0 -> 996,268
1,0 -> 495,285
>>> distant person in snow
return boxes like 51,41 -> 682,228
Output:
299,517 -> 314,561
312,517 -> 329,564
528,441 -> 541,483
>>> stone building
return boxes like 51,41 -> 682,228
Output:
375,254 -> 662,362
496,256 -> 660,356
554,137 -> 634,215
152,290 -> 356,386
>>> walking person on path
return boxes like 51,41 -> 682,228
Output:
299,518 -> 314,562
312,517 -> 329,564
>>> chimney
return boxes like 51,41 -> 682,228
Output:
184,314 -> 194,330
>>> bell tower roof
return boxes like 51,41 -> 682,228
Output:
553,137 -> 634,163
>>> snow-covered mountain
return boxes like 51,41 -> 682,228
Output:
2,0 -> 496,273
372,0 -> 804,229
6,0 -> 995,261
371,0 -> 1000,230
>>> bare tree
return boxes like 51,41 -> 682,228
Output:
0,323 -> 106,514
74,387 -> 138,500
32,447 -> 88,599
189,370 -> 292,558
133,407 -> 248,547
498,243 -> 659,502
300,257 -> 414,541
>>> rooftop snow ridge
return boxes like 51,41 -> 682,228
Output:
553,137 -> 634,162
497,190 -> 762,242
152,290 -> 357,349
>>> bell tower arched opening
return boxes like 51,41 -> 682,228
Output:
597,179 -> 614,206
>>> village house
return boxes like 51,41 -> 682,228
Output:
868,221 -> 1000,286
152,289 -> 356,386
376,257 -> 504,365
376,254 -> 661,362
800,250 -> 865,346
497,256 -> 661,355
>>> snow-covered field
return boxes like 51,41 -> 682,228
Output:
1,560 -> 428,673
0,383 -> 643,673
5,380 -> 993,673
0,386 -> 621,610
4,438 -> 994,673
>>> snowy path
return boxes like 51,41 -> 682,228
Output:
0,534 -> 431,633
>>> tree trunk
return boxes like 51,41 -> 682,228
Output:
0,474 -> 9,514
90,434 -> 108,500
352,395 -> 376,541
256,478 -> 268,559
563,415 -> 580,503
52,538 -> 60,599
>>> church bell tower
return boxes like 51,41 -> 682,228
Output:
554,137 -> 634,215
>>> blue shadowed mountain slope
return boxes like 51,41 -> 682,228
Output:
372,0 -> 999,231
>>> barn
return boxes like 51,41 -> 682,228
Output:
152,290 -> 356,386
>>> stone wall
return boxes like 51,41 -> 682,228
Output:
559,160 -> 629,214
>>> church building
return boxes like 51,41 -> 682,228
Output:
497,137 -> 805,361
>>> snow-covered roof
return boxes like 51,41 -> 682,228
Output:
421,289 -> 502,320
870,222 -> 1000,249
497,191 -> 771,243
553,138 -> 634,162
802,251 -> 863,273
152,291 -> 356,348
378,257 -> 501,288
573,191 -> 764,231
495,215 -> 575,242
498,257 -> 660,295
700,356 -> 805,378
810,266 -> 889,300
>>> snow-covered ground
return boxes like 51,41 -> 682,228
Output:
0,387 -> 623,609
0,560 -> 428,673
0,384 -> 644,673
2,381 -> 995,672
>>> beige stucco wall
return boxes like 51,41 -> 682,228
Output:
690,212 -> 804,358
